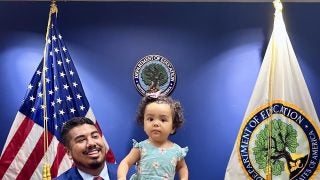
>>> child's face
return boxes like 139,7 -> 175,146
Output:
143,102 -> 175,144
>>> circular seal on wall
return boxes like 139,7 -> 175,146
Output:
238,101 -> 320,179
133,55 -> 177,96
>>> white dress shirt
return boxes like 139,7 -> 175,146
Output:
78,163 -> 110,180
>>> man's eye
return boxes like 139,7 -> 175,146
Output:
77,138 -> 85,143
92,135 -> 99,139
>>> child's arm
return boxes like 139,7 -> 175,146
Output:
176,159 -> 188,180
117,148 -> 140,180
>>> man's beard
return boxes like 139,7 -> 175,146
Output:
88,160 -> 104,169
73,155 -> 105,170
83,146 -> 104,169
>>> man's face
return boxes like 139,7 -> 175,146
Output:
66,124 -> 106,171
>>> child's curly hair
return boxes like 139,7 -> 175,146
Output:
136,95 -> 184,134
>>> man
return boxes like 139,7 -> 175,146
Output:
55,117 -> 115,180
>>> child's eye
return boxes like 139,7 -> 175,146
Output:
147,117 -> 154,121
161,119 -> 167,122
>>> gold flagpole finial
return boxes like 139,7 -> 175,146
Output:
50,0 -> 58,14
273,0 -> 283,15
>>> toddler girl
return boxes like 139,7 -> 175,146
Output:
117,95 -> 188,180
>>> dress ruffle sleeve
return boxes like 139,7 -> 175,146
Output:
178,146 -> 189,160
132,139 -> 140,148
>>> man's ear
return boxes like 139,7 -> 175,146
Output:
65,147 -> 72,160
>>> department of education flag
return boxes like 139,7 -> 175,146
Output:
0,2 -> 115,179
225,1 -> 320,179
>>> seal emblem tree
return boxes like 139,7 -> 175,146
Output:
133,55 -> 176,96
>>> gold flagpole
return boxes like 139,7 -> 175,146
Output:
42,1 -> 58,179
266,1 -> 283,180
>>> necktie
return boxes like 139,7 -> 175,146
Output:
93,176 -> 104,180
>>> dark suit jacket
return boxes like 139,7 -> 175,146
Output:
54,163 -> 118,180
54,166 -> 82,180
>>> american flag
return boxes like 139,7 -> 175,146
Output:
0,3 -> 115,179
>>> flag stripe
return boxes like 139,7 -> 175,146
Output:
57,154 -> 73,175
29,137 -> 57,179
0,116 -> 34,179
16,132 -> 53,180
1,112 -> 25,156
106,149 -> 115,163
50,142 -> 67,177
2,120 -> 42,180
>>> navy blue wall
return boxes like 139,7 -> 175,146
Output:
0,2 -> 320,179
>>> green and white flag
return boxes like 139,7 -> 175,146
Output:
225,1 -> 320,179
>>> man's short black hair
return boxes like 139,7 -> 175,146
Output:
61,117 -> 95,147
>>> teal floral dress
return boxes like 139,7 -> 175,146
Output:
130,139 -> 188,180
